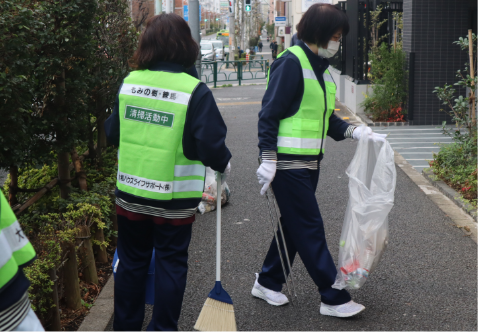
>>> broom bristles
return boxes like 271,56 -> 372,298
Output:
194,297 -> 237,331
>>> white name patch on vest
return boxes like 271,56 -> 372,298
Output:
124,105 -> 174,128
118,171 -> 173,193
120,83 -> 191,105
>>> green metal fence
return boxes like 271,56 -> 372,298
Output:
201,58 -> 270,88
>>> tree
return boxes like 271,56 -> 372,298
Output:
87,0 -> 138,167
0,1 -> 50,204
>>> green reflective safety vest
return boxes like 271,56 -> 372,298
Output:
268,46 -> 336,155
117,70 -> 206,201
0,191 -> 36,291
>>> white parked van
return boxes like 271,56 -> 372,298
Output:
200,41 -> 216,61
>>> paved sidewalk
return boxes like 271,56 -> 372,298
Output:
106,85 -> 476,331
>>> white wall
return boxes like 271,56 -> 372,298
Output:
344,78 -> 371,114
329,66 -> 345,103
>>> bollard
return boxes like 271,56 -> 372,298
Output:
213,61 -> 218,88
238,61 -> 242,86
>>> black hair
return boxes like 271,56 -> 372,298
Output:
297,4 -> 349,48
132,13 -> 199,69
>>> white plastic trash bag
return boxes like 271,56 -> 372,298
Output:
198,167 -> 230,214
333,126 -> 397,290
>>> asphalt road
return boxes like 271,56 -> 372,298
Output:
106,84 -> 477,331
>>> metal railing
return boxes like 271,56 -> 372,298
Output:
201,58 -> 270,88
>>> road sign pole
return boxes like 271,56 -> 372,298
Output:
229,0 -> 236,58
190,0 -> 201,79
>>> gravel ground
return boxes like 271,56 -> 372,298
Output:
106,85 -> 477,331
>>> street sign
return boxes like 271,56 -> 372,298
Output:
184,4 -> 201,22
183,5 -> 188,21
274,16 -> 287,27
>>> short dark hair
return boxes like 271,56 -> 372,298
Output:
132,13 -> 199,70
297,4 -> 349,48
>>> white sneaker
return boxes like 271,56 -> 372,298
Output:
251,273 -> 289,306
320,300 -> 365,318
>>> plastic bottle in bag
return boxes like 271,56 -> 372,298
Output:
198,167 -> 231,214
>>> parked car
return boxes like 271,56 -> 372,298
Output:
211,40 -> 225,61
200,41 -> 216,61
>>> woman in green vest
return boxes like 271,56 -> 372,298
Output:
104,13 -> 232,331
0,191 -> 44,331
252,4 -> 385,317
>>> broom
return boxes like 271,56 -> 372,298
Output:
194,172 -> 237,331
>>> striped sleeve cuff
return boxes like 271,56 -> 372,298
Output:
344,125 -> 357,139
261,150 -> 277,160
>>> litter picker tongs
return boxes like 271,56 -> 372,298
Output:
258,158 -> 298,306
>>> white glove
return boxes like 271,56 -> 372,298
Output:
353,126 -> 387,142
257,160 -> 277,195
352,126 -> 372,140
221,162 -> 231,182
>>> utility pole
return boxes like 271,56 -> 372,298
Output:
190,0 -> 201,78
229,0 -> 236,57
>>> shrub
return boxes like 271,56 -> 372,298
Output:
249,37 -> 259,48
361,43 -> 408,121
430,33 -> 477,207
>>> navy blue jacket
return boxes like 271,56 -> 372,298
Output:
0,270 -> 30,312
105,62 -> 231,210
258,40 -> 350,162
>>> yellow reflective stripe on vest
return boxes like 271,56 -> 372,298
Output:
120,83 -> 191,106
302,68 -> 318,81
117,171 -> 204,193
303,68 -> 334,84
0,231 -> 13,270
174,164 -> 206,177
323,71 -> 334,83
2,220 -> 30,253
277,136 -> 325,150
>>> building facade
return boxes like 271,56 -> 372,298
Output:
403,0 -> 477,125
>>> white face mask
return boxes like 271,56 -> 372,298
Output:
317,40 -> 340,58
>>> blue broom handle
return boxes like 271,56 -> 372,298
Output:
216,172 -> 222,282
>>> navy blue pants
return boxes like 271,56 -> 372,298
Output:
114,214 -> 192,331
258,167 -> 351,305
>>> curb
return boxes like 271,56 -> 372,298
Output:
77,274 -> 115,331
356,112 -> 373,125
334,100 -> 365,126
356,112 -> 409,127
394,151 -> 477,243
422,168 -> 477,220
